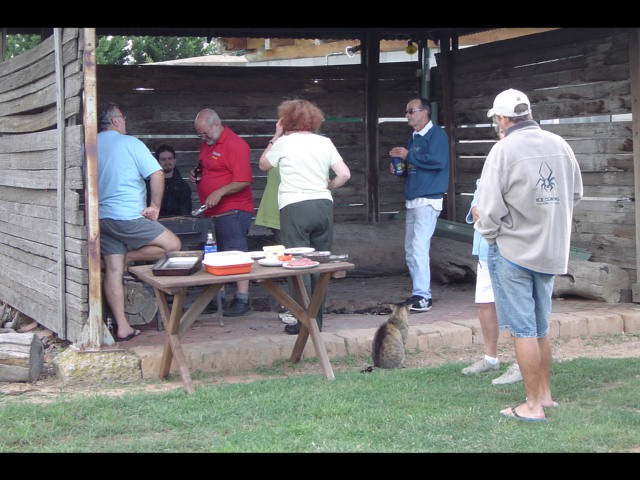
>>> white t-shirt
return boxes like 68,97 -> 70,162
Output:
266,132 -> 343,210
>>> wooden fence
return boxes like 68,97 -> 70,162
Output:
0,28 -> 87,341
435,28 -> 636,272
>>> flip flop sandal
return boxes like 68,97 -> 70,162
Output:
114,329 -> 141,342
501,406 -> 547,422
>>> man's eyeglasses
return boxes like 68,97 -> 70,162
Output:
113,114 -> 126,121
405,108 -> 424,115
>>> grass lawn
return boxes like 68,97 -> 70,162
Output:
1,355 -> 639,453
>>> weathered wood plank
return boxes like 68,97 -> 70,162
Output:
581,171 -> 635,186
455,79 -> 631,120
582,185 -> 635,197
0,166 -> 83,189
573,198 -> 635,214
0,249 -> 86,299
451,29 -> 622,73
0,240 -> 88,285
0,185 -> 80,210
0,51 -> 55,95
455,137 -> 631,158
0,60 -> 82,103
0,272 -> 87,318
0,124 -> 83,153
0,28 -> 77,79
456,87 -> 631,125
0,277 -> 86,341
0,211 -> 87,242
573,209 -> 635,226
0,199 -> 85,226
571,230 -> 636,271
456,154 -> 634,175
0,228 -> 87,265
0,135 -> 83,170
455,118 -> 631,142
0,96 -> 80,134
0,69 -> 83,116
0,34 -> 55,79
0,32 -> 79,96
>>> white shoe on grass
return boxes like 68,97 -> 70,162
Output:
462,358 -> 500,375
492,363 -> 523,385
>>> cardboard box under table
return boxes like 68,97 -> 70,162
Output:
128,259 -> 355,393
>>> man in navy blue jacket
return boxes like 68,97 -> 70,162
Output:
389,98 -> 449,312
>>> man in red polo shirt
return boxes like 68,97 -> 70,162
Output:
192,108 -> 254,316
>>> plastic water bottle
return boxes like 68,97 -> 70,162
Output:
204,231 -> 217,255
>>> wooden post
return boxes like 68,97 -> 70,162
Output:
438,33 -> 458,222
0,28 -> 6,62
630,29 -> 640,302
78,28 -> 111,348
54,28 -> 68,339
363,31 -> 380,224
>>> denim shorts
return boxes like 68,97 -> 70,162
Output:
487,244 -> 555,338
100,217 -> 166,256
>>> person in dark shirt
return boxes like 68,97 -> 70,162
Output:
146,144 -> 193,217
388,98 -> 449,314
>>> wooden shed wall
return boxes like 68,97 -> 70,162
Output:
433,28 -> 636,275
0,27 -> 637,345
0,28 -> 86,341
96,62 -> 418,224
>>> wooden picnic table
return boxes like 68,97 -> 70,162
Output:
128,260 -> 355,393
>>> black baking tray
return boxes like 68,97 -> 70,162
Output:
152,250 -> 203,276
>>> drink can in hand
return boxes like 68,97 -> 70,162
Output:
391,157 -> 406,176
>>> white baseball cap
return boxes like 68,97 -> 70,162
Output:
487,88 -> 531,118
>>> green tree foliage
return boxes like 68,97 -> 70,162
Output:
4,34 -> 42,59
4,34 -> 219,65
96,36 -> 130,65
96,36 -> 219,65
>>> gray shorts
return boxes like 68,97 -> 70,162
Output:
100,217 -> 167,256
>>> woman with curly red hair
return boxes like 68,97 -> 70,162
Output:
259,99 -> 351,334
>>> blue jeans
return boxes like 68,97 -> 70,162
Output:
488,244 -> 555,338
212,210 -> 253,252
405,205 -> 440,300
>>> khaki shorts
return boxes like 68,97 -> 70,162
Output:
100,217 -> 166,256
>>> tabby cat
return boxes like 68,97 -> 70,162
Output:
371,303 -> 410,369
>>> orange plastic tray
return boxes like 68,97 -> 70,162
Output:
204,263 -> 253,276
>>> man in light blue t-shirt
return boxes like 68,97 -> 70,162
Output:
97,103 -> 181,342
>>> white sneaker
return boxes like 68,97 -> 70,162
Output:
492,363 -> 523,385
278,311 -> 297,325
462,358 -> 500,375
